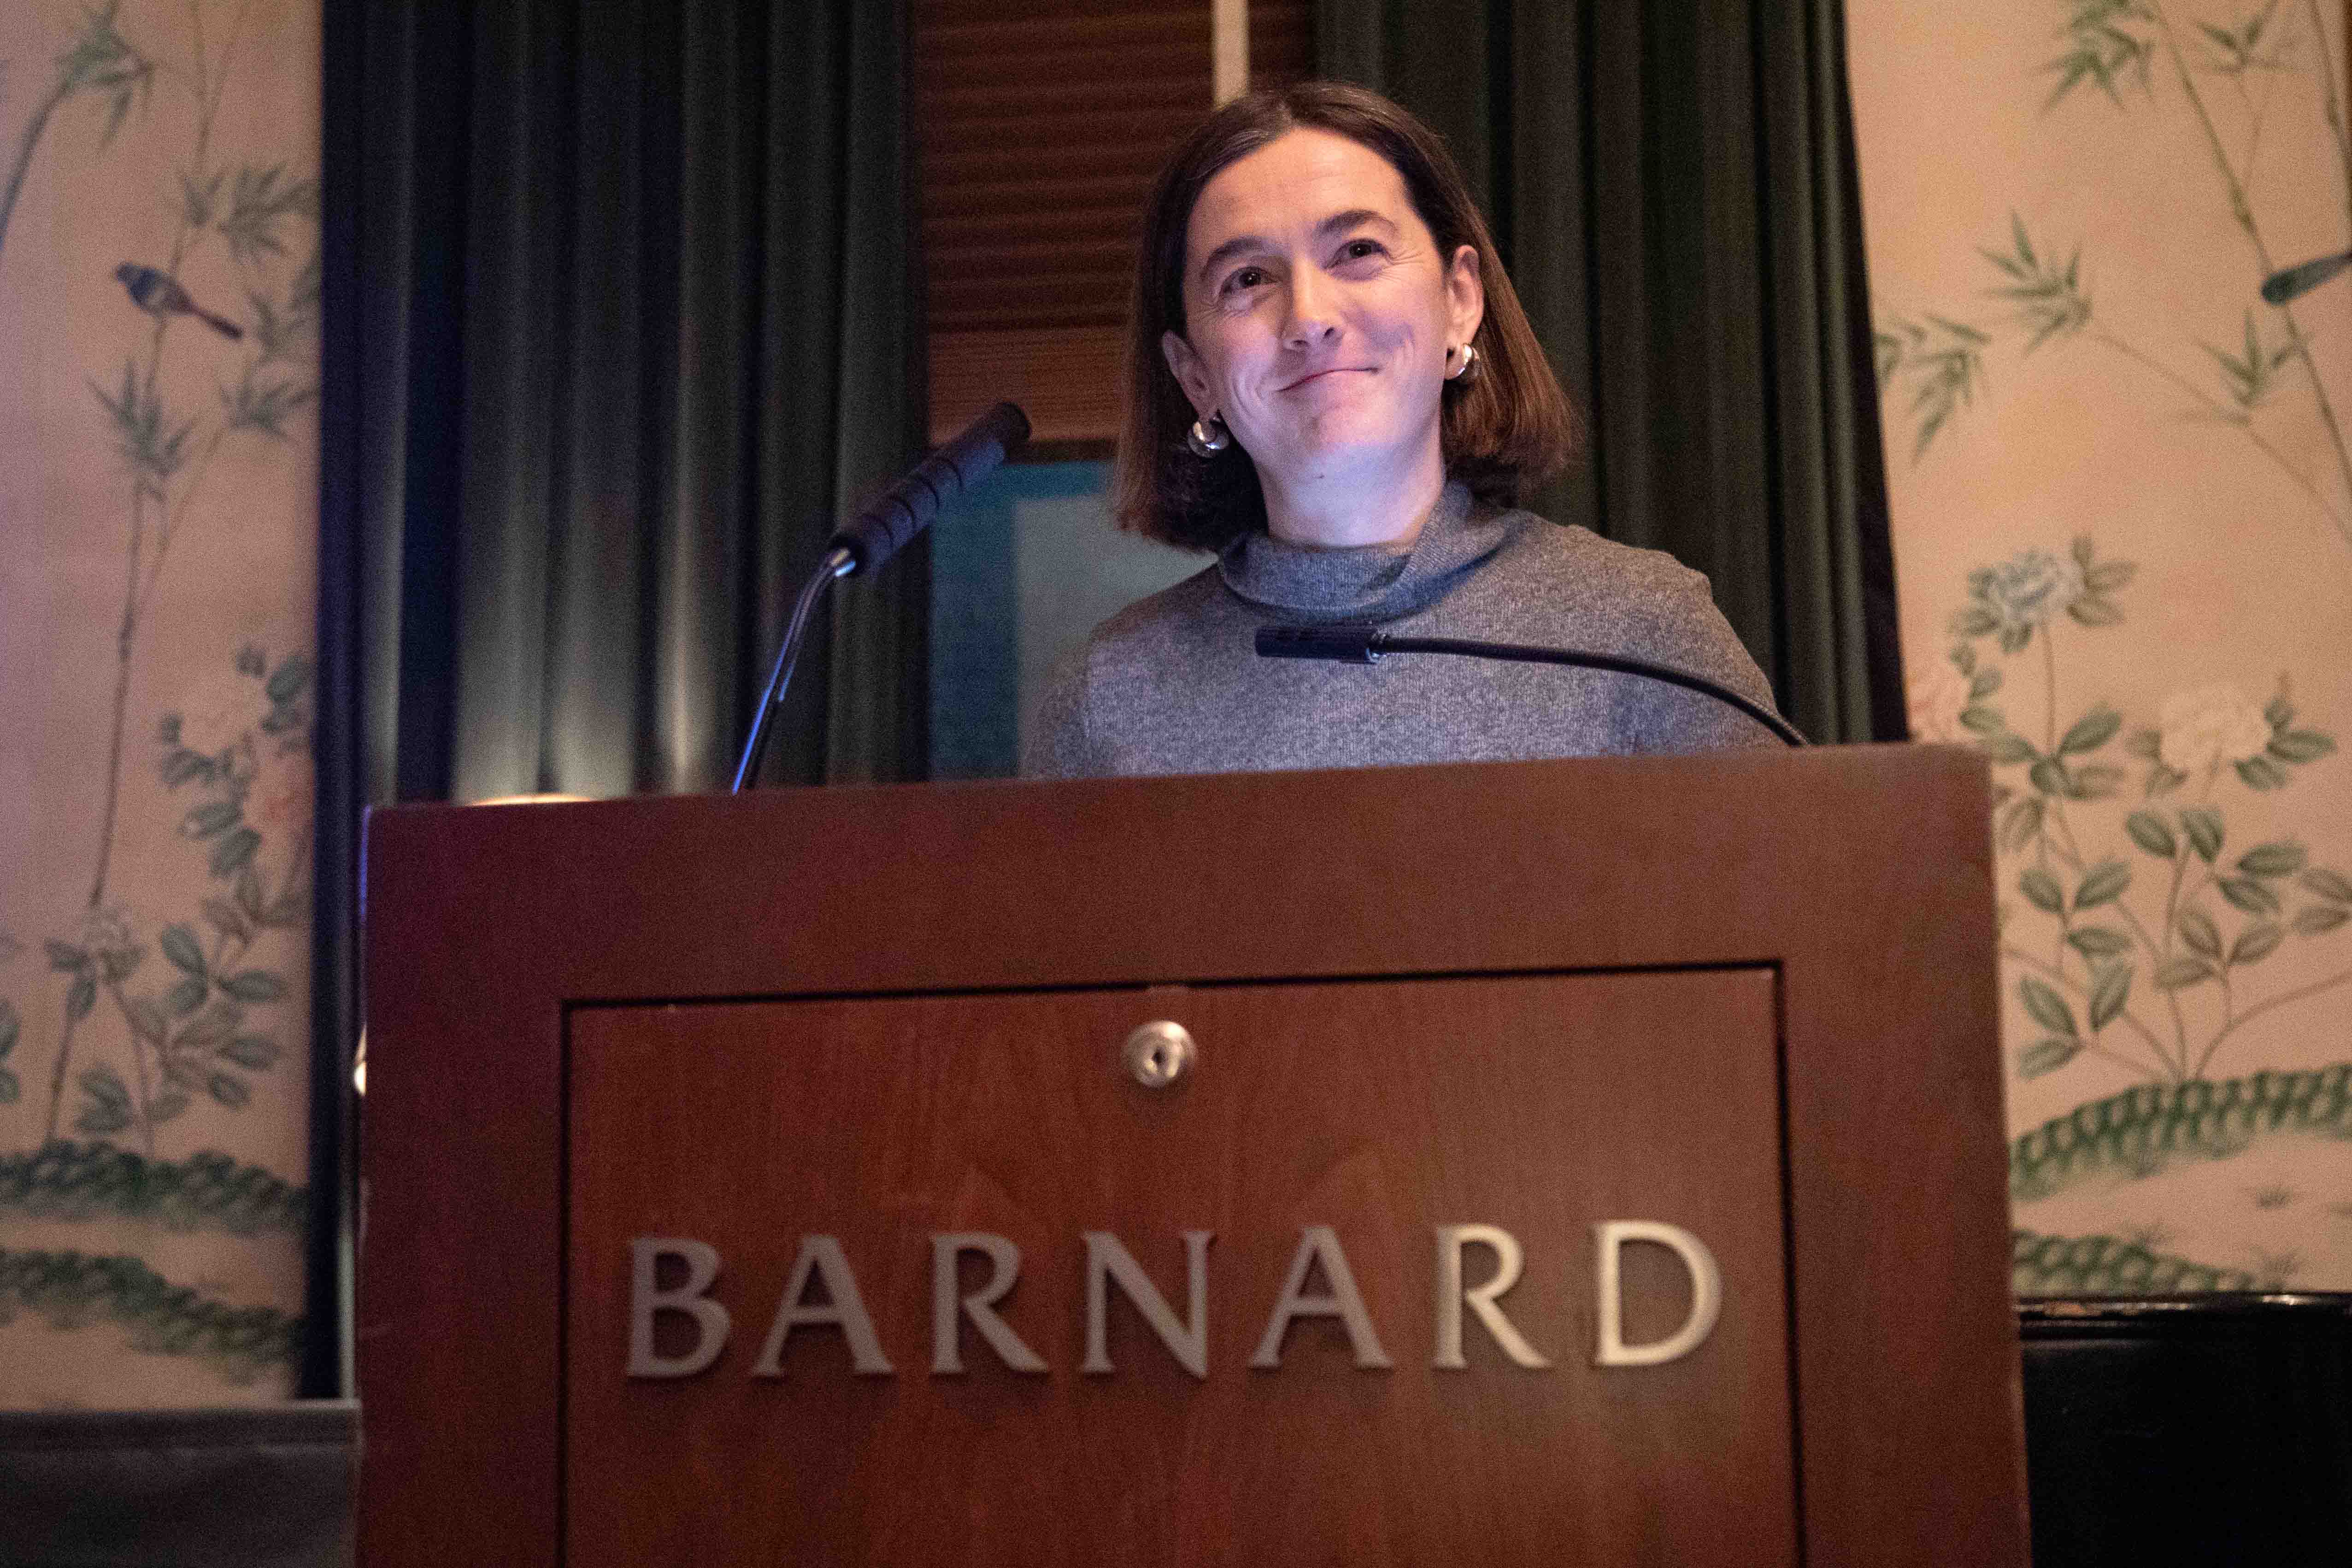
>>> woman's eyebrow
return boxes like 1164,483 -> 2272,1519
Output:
1193,210 -> 1402,286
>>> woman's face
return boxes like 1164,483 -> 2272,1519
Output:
1163,127 -> 1483,498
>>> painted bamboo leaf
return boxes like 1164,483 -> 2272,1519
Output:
2019,1038 -> 2082,1078
2180,807 -> 2224,862
2294,906 -> 2350,935
2088,964 -> 2132,1030
2178,908 -> 2223,959
2219,877 -> 2281,915
2156,957 -> 2215,989
2075,860 -> 2131,908
2020,975 -> 2079,1036
2022,868 -> 2066,912
2067,925 -> 2132,958
2236,842 -> 2306,878
2229,923 -> 2284,966
2124,810 -> 2177,858
2303,869 -> 2352,904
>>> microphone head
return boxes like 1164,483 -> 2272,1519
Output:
831,402 -> 1032,574
1254,625 -> 1383,664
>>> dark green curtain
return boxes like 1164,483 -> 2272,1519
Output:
331,0 -> 924,807
309,0 -> 921,1394
1317,0 -> 1907,744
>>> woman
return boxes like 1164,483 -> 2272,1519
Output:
1024,82 -> 1781,778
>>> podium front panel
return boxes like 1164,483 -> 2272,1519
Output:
564,969 -> 1789,1565
363,749 -> 2028,1568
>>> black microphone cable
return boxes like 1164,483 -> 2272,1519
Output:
1254,625 -> 1808,748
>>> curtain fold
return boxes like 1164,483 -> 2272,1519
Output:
335,0 -> 923,806
1317,0 -> 1907,744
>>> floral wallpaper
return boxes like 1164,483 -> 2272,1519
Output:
1848,0 -> 2352,1291
0,0 -> 319,1405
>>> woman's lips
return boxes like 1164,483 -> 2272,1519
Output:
1279,367 -> 1371,392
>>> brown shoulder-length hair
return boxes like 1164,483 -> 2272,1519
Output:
1112,82 -> 1576,552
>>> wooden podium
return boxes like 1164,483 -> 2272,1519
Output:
359,747 -> 2027,1566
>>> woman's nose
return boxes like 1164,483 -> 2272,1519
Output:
1282,270 -> 1340,350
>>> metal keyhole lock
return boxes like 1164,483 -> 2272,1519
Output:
1123,1020 -> 1195,1089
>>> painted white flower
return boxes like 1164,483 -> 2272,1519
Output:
2158,684 -> 2271,774
174,669 -> 269,757
1907,660 -> 1973,742
1978,548 -> 2086,634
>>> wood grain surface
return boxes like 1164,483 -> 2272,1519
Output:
566,970 -> 1789,1565
360,746 -> 2026,1567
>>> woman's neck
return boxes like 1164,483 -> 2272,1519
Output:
1258,440 -> 1446,551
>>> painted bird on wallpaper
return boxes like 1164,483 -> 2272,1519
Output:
113,262 -> 243,339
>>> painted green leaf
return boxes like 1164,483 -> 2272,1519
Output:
75,1099 -> 132,1136
2293,905 -> 2350,936
2020,975 -> 2077,1036
1950,606 -> 2000,637
161,923 -> 206,976
2018,1038 -> 2081,1079
2177,908 -> 2223,959
0,1067 -> 17,1104
2021,868 -> 2065,913
1970,668 -> 2002,699
2124,811 -> 2177,858
209,826 -> 263,879
2180,808 -> 2224,863
0,1000 -> 17,1059
175,1003 -> 243,1050
66,976 -> 95,1023
1960,705 -> 2006,734
2264,693 -> 2294,730
97,946 -> 144,983
2301,869 -> 2352,904
236,866 -> 267,921
2269,731 -> 2335,764
206,1073 -> 250,1109
2229,923 -> 2284,967
1984,734 -> 2037,764
125,997 -> 166,1045
200,898 -> 252,943
150,1090 -> 190,1123
2066,925 -> 2131,958
2066,597 -> 2123,627
2237,842 -> 2306,878
1999,795 -> 2046,851
2058,708 -> 2122,755
2156,957 -> 2215,990
265,652 -> 314,704
218,970 -> 288,1003
2219,877 -> 2281,915
2075,861 -> 2130,909
2234,756 -> 2288,791
2088,964 -> 2132,1030
2084,561 -> 2134,593
179,799 -> 241,840
160,749 -> 210,788
45,940 -> 89,973
79,1066 -> 129,1109
219,1035 -> 279,1070
2074,765 -> 2124,799
165,975 -> 206,1017
2029,758 -> 2072,797
2123,729 -> 2161,760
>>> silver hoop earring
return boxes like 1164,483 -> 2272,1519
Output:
1446,343 -> 1479,381
1186,413 -> 1232,457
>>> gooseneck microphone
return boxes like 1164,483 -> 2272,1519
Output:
732,402 -> 1032,792
1254,625 -> 1809,748
2260,250 -> 2351,306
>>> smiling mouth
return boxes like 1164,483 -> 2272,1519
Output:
1280,367 -> 1371,392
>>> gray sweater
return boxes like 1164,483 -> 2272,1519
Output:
1023,483 -> 1782,778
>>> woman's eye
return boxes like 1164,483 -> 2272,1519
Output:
1339,239 -> 1384,262
1222,266 -> 1268,294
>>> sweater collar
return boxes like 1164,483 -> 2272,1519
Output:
1215,482 -> 1518,623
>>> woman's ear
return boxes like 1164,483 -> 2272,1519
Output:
1162,329 -> 1215,418
1447,245 -> 1486,352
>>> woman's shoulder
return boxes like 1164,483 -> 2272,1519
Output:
1484,508 -> 1716,613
